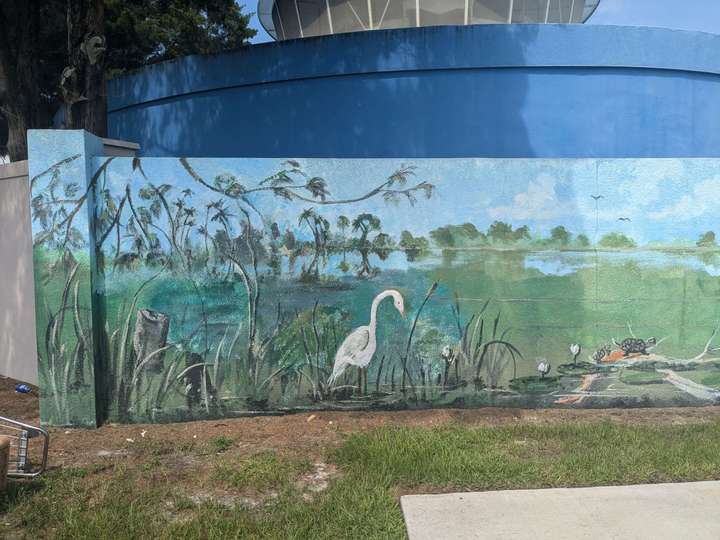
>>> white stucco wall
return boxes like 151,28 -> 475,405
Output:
0,138 -> 138,386
0,160 -> 38,384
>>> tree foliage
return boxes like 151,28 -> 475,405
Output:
105,0 -> 256,76
0,0 -> 256,160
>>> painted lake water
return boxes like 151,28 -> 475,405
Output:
103,248 -> 720,388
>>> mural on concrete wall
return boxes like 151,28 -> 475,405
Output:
31,141 -> 720,426
29,132 -> 102,427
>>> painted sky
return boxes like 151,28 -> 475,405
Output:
244,0 -> 720,44
98,157 -> 720,246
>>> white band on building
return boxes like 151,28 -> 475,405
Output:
258,0 -> 601,41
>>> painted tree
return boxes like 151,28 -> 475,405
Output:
371,232 -> 393,262
33,156 -> 435,408
352,213 -> 382,277
336,215 -> 351,255
576,233 -> 591,248
429,226 -> 455,248
299,208 -> 331,279
598,232 -> 636,249
512,225 -> 531,243
549,225 -> 572,246
429,223 -> 483,248
697,231 -> 717,248
399,230 -> 430,261
487,221 -> 514,244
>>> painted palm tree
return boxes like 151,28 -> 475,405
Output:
337,215 -> 350,259
352,213 -> 381,277
328,290 -> 406,394
299,208 -> 330,279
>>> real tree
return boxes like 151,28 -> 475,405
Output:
0,0 -> 256,161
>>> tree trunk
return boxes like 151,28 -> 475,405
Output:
0,2 -> 50,161
0,0 -> 107,161
4,105 -> 30,162
65,0 -> 107,136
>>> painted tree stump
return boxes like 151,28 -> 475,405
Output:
133,309 -> 170,373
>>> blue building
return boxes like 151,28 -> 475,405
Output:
107,1 -> 720,159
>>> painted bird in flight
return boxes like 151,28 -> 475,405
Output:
590,195 -> 604,201
617,217 -> 631,222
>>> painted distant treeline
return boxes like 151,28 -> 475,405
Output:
246,217 -> 720,281
416,223 -> 720,253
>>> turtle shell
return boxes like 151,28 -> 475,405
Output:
620,338 -> 648,354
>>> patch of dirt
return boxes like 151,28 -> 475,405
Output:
186,492 -> 262,509
0,377 -> 40,424
2,377 -> 720,470
296,461 -> 338,495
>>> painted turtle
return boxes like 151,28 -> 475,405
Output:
615,337 -> 656,356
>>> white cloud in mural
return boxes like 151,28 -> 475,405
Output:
620,164 -> 681,206
648,177 -> 720,221
488,174 -> 572,221
594,159 -> 687,223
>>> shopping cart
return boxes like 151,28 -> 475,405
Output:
0,416 -> 49,478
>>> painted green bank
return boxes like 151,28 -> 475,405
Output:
29,131 -> 720,427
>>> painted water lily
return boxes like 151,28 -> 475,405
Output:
537,360 -> 551,379
570,343 -> 582,365
441,345 -> 454,364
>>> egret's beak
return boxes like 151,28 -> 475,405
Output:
400,309 -> 407,319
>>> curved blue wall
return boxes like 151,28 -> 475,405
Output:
107,25 -> 720,158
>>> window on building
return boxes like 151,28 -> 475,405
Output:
547,0 -> 583,23
298,0 -> 332,36
420,0 -> 466,26
329,0 -> 371,33
271,3 -> 287,39
512,0 -> 546,23
470,0 -> 510,24
371,0 -> 418,30
278,0 -> 302,38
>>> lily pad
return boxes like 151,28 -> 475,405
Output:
556,362 -> 599,375
681,370 -> 720,389
509,376 -> 561,394
623,360 -> 670,371
619,369 -> 665,385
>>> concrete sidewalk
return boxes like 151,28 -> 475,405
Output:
401,481 -> 720,540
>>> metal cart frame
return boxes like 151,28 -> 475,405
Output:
0,416 -> 49,478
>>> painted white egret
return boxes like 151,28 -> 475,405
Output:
328,290 -> 405,392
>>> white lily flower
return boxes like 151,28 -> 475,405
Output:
536,361 -> 551,376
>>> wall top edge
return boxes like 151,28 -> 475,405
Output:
102,138 -> 140,150
107,25 -> 720,113
0,160 -> 28,181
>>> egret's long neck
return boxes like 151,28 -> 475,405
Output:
369,291 -> 394,329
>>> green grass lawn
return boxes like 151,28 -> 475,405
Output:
4,420 -> 720,539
